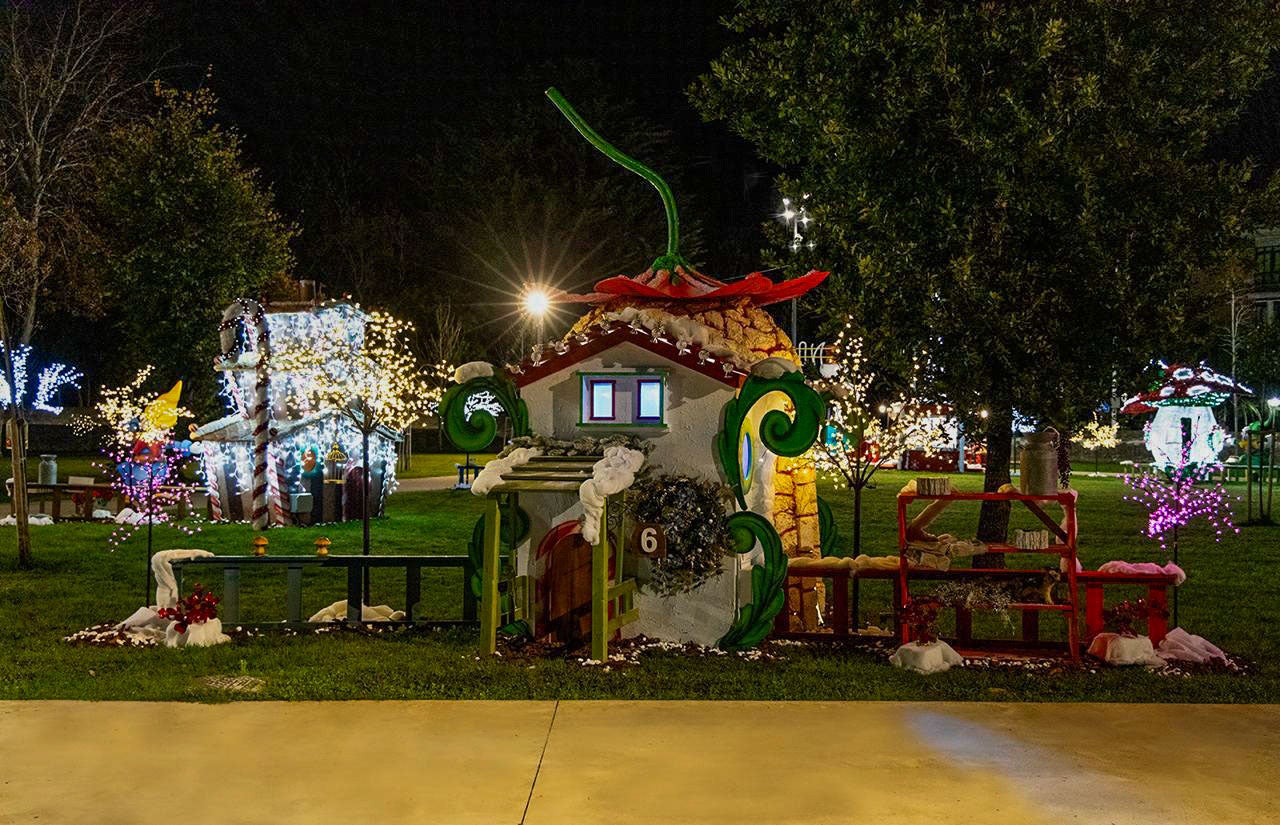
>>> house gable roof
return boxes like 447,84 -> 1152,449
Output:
508,323 -> 746,388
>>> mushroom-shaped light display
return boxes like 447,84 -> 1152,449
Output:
1120,362 -> 1251,468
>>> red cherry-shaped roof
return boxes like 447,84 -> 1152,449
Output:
558,265 -> 828,307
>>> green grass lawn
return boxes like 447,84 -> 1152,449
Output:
397,452 -> 495,479
1,470 -> 1277,702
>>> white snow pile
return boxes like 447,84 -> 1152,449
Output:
453,361 -> 495,384
114,507 -> 149,525
1087,633 -> 1164,666
470,447 -> 541,496
750,356 -> 800,379
579,446 -> 646,544
600,307 -> 744,368
106,549 -> 230,648
0,513 -> 53,526
890,640 -> 965,674
308,600 -> 406,623
92,508 -> 113,520
1156,628 -> 1228,665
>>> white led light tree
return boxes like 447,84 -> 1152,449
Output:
811,323 -> 944,554
275,310 -> 437,599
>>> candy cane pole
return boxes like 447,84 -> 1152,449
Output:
203,445 -> 223,522
218,299 -> 273,531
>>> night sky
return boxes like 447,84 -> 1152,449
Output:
157,1 -> 776,280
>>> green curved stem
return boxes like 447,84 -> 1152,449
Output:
546,87 -> 683,272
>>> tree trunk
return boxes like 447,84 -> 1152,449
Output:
362,427 -> 372,604
9,418 -> 31,569
974,401 -> 1014,569
852,483 -> 863,556
0,302 -> 32,569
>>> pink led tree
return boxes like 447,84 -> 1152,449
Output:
1123,448 -> 1239,625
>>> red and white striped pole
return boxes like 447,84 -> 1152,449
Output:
218,299 -> 273,531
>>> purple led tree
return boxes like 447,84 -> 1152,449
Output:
1123,450 -> 1239,626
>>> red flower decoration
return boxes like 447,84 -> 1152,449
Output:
558,265 -> 828,307
158,582 -> 220,635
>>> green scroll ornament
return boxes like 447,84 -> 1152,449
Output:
440,374 -> 530,452
716,371 -> 826,509
717,511 -> 788,651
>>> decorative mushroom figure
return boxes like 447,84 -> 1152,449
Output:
1121,362 -> 1252,469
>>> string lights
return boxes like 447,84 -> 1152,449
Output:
810,322 -> 944,552
0,344 -> 82,414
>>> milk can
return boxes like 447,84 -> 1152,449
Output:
38,454 -> 57,485
1019,429 -> 1059,495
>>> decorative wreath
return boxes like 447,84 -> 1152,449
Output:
624,474 -> 734,597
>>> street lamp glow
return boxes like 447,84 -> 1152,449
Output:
523,287 -> 551,318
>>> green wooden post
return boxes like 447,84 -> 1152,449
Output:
286,564 -> 304,623
222,566 -> 241,624
345,560 -> 363,627
591,497 -> 609,662
405,562 -> 422,623
480,495 -> 501,654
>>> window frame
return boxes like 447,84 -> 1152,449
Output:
576,369 -> 670,428
634,377 -> 665,423
586,378 -> 617,421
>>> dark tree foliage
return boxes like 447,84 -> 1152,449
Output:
93,85 -> 295,417
694,0 -> 1280,544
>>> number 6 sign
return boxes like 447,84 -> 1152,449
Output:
633,522 -> 667,559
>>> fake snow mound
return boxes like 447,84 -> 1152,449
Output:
890,641 -> 964,674
470,447 -> 541,496
580,446 -> 645,544
308,600 -> 406,623
0,513 -> 53,526
453,361 -> 495,384
1087,633 -> 1164,666
1157,628 -> 1227,664
601,307 -> 745,369
749,356 -> 800,379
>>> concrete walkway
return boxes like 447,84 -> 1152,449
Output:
1,701 -> 1277,824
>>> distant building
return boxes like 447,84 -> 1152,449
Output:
1253,230 -> 1280,321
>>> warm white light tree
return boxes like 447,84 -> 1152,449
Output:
811,324 -> 944,554
275,310 -> 438,588
1078,414 -> 1120,476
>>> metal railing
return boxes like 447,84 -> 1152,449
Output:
171,554 -> 476,629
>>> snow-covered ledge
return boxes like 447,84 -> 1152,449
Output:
470,447 -> 542,496
579,446 -> 645,544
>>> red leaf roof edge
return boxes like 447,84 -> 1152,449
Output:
557,265 -> 829,306
506,321 -> 747,388
1120,362 -> 1252,414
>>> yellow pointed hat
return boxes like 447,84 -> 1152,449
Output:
142,380 -> 183,431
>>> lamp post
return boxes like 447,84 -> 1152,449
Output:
521,284 -> 551,356
780,196 -> 815,344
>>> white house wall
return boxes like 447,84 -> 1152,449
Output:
521,341 -> 737,478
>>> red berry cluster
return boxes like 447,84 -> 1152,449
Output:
158,583 -> 220,634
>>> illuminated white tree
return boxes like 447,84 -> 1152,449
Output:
811,324 -> 944,554
275,310 -> 438,579
1078,414 -> 1120,476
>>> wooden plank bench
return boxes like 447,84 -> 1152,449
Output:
1077,570 -> 1177,646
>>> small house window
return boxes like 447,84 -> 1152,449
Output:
579,371 -> 668,427
588,380 -> 615,420
635,379 -> 663,421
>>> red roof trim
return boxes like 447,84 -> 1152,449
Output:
508,325 -> 745,388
